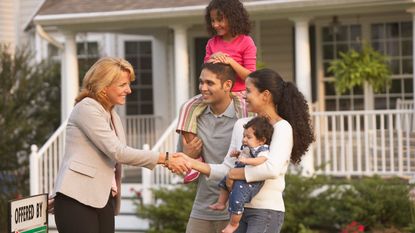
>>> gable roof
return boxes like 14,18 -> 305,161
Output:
37,0 -> 213,15
31,0 -> 414,30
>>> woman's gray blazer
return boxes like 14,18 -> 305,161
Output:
53,97 -> 159,215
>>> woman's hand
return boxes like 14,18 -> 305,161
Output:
48,197 -> 55,214
166,152 -> 192,175
228,167 -> 246,180
237,156 -> 247,164
230,150 -> 240,158
170,153 -> 212,176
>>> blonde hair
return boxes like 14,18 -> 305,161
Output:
75,57 -> 135,110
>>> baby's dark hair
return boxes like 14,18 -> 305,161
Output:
243,116 -> 274,145
205,0 -> 251,37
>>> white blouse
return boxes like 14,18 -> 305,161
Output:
208,117 -> 293,212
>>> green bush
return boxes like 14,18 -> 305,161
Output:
283,175 -> 413,232
134,176 -> 413,233
136,184 -> 197,233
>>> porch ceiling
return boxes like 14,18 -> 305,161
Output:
32,0 -> 415,32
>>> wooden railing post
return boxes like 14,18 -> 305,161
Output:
141,144 -> 153,204
30,144 -> 39,195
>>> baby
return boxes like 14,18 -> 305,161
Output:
209,116 -> 274,233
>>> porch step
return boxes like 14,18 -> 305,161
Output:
46,183 -> 149,232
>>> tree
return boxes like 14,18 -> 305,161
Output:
0,44 -> 60,232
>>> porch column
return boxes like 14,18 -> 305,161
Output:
171,25 -> 190,115
413,12 -> 415,109
291,17 -> 314,176
61,31 -> 79,123
408,8 -> 415,110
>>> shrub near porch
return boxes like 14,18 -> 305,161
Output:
134,175 -> 414,233
283,175 -> 414,233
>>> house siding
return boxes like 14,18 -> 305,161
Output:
0,0 -> 17,47
260,19 -> 294,82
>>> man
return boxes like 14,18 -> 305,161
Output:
177,62 -> 249,233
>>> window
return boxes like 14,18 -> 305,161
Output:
124,41 -> 154,115
48,41 -> 100,86
371,21 -> 413,109
77,42 -> 100,83
322,24 -> 363,111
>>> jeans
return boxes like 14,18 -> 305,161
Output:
218,164 -> 263,214
236,208 -> 284,233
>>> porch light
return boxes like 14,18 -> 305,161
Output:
329,16 -> 341,36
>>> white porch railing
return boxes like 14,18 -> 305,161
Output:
312,109 -> 415,177
30,110 -> 415,196
396,99 -> 415,132
30,120 -> 67,195
30,115 -> 162,195
140,117 -> 181,204
125,115 -> 163,149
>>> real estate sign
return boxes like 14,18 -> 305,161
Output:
8,194 -> 48,233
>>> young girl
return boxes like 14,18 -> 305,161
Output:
209,117 -> 273,233
177,0 -> 257,183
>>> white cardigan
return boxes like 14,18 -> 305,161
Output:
208,117 -> 293,212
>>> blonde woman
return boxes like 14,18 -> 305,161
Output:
51,57 -> 190,233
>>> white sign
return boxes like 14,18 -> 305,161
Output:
9,194 -> 48,232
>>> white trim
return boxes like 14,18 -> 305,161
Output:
117,35 -> 156,118
34,5 -> 206,24
23,0 -> 47,31
33,0 -> 413,26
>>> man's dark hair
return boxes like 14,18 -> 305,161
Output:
200,62 -> 236,88
244,116 -> 274,145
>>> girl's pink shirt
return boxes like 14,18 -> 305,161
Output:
204,34 -> 257,92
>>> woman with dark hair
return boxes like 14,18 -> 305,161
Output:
182,68 -> 314,233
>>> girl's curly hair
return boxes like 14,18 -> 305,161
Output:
205,0 -> 251,37
248,69 -> 315,165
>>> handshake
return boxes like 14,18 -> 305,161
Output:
162,152 -> 194,175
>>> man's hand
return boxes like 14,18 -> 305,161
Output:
166,152 -> 192,175
182,136 -> 202,158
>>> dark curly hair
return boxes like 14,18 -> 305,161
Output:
244,116 -> 274,145
247,69 -> 315,165
205,0 -> 251,37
